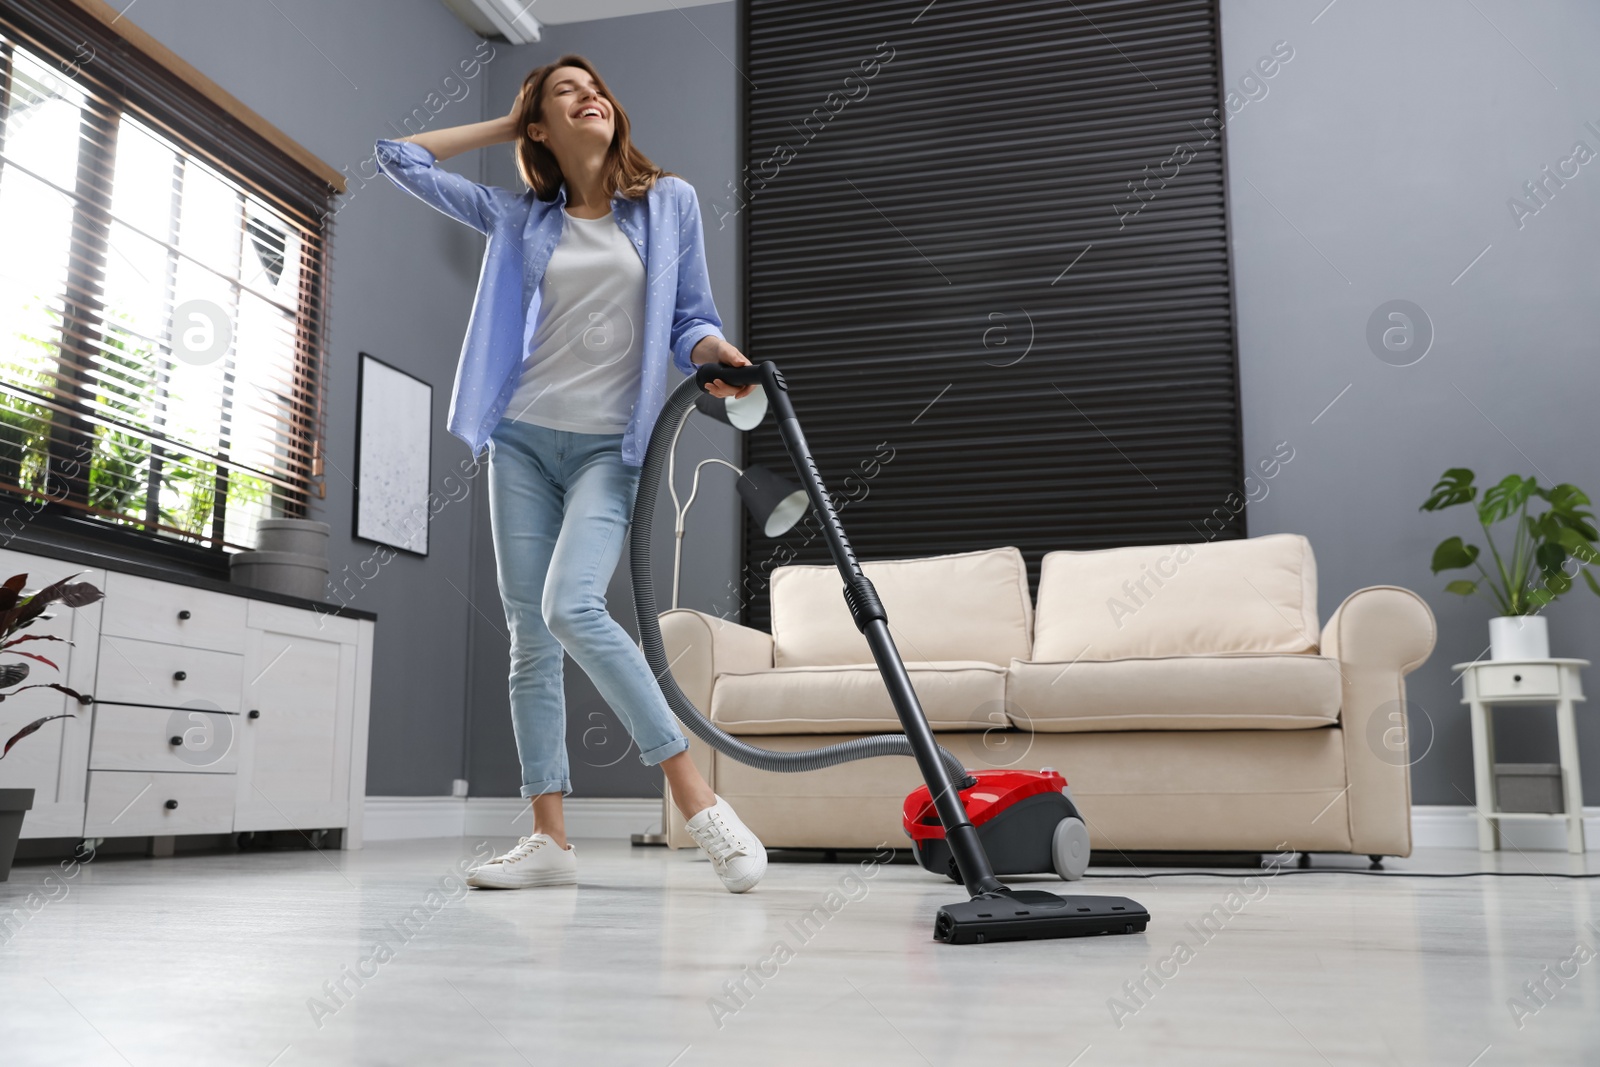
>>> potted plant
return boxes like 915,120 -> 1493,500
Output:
0,570 -> 101,882
1421,469 -> 1600,660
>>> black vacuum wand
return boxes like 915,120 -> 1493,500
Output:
672,360 -> 1149,944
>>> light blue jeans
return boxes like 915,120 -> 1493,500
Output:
485,417 -> 689,798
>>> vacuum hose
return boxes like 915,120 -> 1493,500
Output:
630,371 -> 973,784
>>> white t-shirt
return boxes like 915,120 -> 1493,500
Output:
503,206 -> 646,433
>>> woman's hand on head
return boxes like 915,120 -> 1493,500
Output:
694,337 -> 755,399
504,88 -> 529,142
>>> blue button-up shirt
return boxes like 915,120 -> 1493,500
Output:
373,138 -> 727,465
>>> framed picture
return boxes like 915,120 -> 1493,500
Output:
354,352 -> 433,556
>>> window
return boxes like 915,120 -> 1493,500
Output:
0,2 -> 334,556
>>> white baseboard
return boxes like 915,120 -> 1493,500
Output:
360,796 -> 469,841
1410,804 -> 1599,852
363,797 -> 1597,851
362,795 -> 662,842
462,796 -> 663,839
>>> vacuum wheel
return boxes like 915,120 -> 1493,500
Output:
1052,816 -> 1091,881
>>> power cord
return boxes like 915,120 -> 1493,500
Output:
1082,869 -> 1600,879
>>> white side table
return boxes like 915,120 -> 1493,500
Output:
1454,658 -> 1588,854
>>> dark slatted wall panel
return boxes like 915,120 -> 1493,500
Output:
737,0 -> 1244,631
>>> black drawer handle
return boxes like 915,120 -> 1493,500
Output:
1513,674 -> 1522,683
164,799 -> 179,810
248,709 -> 260,719
173,670 -> 187,681
177,609 -> 192,620
169,735 -> 183,746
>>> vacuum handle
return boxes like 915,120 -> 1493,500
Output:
694,360 -> 771,392
723,359 -> 1001,896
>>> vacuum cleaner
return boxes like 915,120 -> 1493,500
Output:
630,359 -> 1149,945
903,768 -> 1093,885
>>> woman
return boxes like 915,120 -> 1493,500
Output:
374,55 -> 766,893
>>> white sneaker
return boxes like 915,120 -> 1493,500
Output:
466,834 -> 577,889
684,795 -> 766,893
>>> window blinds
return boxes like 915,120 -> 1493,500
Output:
737,0 -> 1245,630
0,0 -> 335,554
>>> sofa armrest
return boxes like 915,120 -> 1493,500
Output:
659,609 -> 773,848
1320,585 -> 1437,857
659,608 -> 774,713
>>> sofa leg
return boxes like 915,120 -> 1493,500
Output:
1368,854 -> 1384,869
1297,852 -> 1312,868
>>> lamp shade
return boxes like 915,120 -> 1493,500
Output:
695,384 -> 768,431
736,464 -> 808,537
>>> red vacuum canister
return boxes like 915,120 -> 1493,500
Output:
902,768 -> 1091,882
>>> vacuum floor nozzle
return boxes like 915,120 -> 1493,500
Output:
934,889 -> 1150,945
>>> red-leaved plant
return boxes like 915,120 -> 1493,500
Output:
0,571 -> 102,760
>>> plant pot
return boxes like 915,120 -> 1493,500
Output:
0,787 -> 34,883
1489,615 -> 1549,661
229,549 -> 330,602
254,518 -> 330,558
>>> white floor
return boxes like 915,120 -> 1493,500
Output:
1,838 -> 1597,1066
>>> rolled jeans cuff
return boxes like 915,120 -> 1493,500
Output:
639,735 -> 689,767
521,777 -> 572,799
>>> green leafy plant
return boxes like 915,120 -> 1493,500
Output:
0,572 -> 102,760
9,291 -> 233,536
1421,468 -> 1600,616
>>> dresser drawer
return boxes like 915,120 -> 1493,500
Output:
1475,663 -> 1561,699
84,769 -> 236,836
90,704 -> 239,773
100,570 -> 247,654
95,636 -> 243,712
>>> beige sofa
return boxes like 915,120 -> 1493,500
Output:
660,534 -> 1436,858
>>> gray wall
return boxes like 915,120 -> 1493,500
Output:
1222,0 -> 1600,804
465,5 -> 744,799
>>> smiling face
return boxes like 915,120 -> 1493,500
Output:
527,65 -> 615,159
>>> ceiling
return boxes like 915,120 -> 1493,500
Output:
439,0 -> 729,36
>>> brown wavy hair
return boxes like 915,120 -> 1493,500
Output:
513,55 -> 675,201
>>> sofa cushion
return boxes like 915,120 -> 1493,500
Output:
1007,653 -> 1342,732
768,546 -> 1032,668
710,660 -> 1006,734
1031,533 -> 1318,661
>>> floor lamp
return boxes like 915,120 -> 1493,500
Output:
631,384 -> 807,845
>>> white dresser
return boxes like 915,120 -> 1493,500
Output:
0,545 -> 375,850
